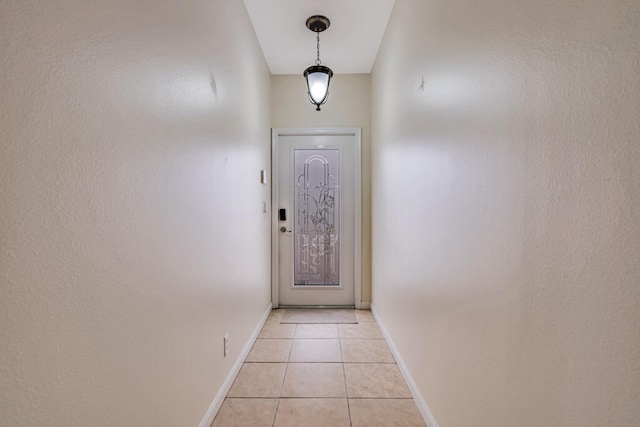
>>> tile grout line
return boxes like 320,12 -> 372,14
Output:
271,398 -> 280,427
337,334 -> 353,426
227,396 -> 414,400
272,321 -> 294,426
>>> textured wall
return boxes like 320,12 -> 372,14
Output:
371,0 -> 640,426
271,74 -> 372,302
0,1 -> 271,425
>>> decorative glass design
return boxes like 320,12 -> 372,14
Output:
294,149 -> 340,285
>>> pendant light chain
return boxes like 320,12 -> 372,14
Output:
315,32 -> 321,65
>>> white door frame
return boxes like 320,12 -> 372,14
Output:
271,127 -> 362,309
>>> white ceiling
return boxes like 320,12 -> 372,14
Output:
243,0 -> 396,75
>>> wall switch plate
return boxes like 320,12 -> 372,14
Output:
224,333 -> 229,357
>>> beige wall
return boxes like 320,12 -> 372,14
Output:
271,74 -> 372,302
0,1 -> 271,426
371,0 -> 640,426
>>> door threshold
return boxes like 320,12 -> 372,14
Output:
278,305 -> 355,309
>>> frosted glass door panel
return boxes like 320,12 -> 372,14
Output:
294,149 -> 340,285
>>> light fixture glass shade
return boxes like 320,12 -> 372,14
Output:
304,65 -> 333,111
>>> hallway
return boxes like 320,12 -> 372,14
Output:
2,0 -> 639,426
212,310 -> 425,426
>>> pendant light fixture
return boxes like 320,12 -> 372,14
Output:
303,15 -> 333,111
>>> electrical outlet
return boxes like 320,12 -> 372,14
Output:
223,333 -> 229,357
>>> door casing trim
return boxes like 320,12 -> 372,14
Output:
271,127 -> 362,309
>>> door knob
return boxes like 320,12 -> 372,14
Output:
280,226 -> 292,233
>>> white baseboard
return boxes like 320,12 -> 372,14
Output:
198,302 -> 272,427
370,304 -> 440,427
357,301 -> 371,310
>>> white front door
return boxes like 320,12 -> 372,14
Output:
272,128 -> 361,307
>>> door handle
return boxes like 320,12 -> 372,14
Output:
280,226 -> 292,233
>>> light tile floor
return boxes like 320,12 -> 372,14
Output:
212,309 -> 425,427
